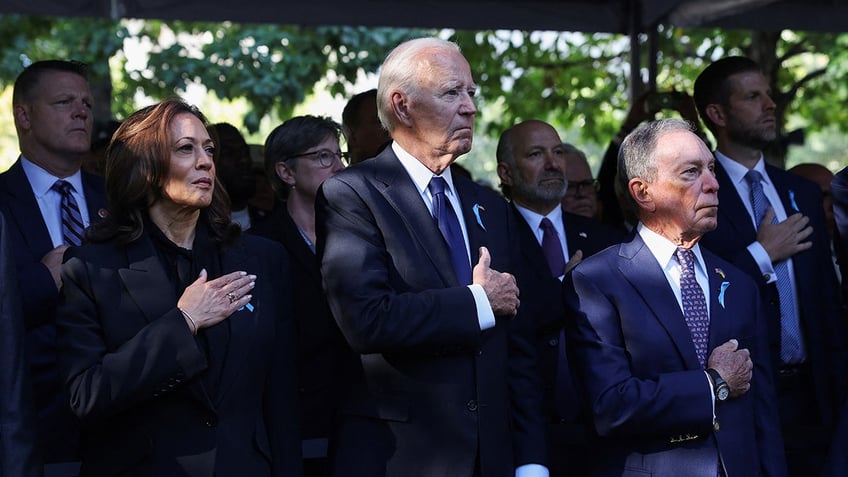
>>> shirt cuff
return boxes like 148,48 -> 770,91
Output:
704,370 -> 716,423
516,463 -> 550,477
469,284 -> 496,331
747,241 -> 777,284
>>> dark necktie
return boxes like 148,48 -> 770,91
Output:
53,179 -> 84,246
540,217 -> 566,278
539,217 -> 577,420
745,169 -> 804,364
428,176 -> 471,285
676,247 -> 710,367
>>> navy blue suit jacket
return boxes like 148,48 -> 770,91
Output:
56,232 -> 301,477
316,148 -> 546,477
563,232 -> 786,477
0,159 -> 107,462
699,162 -> 848,423
0,211 -> 40,476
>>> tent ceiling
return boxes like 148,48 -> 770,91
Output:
2,0 -> 846,34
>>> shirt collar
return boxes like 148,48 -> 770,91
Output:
20,156 -> 85,199
637,222 -> 707,275
392,142 -> 457,197
514,202 -> 563,232
715,150 -> 771,188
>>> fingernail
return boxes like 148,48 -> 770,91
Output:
249,274 -> 257,280
240,271 -> 247,276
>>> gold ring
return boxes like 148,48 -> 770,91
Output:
227,293 -> 236,304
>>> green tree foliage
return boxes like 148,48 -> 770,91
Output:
0,15 -> 424,133
120,21 -> 423,131
452,27 -> 843,166
0,15 -> 844,166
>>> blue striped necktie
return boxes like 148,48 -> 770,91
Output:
745,169 -> 805,364
53,179 -> 84,246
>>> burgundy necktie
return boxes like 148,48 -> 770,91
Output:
540,217 -> 565,277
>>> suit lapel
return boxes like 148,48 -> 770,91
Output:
511,204 -> 553,283
279,208 -> 321,283
118,233 -> 217,411
705,254 -> 732,352
374,152 -> 459,287
454,175 -> 485,267
765,165 -> 801,215
618,236 -> 702,369
119,234 -> 177,324
715,162 -> 757,237
0,160 -> 54,255
214,240 -> 260,405
81,170 -> 109,224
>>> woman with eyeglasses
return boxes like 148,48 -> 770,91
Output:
250,115 -> 349,477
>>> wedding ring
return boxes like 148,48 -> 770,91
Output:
227,292 -> 236,304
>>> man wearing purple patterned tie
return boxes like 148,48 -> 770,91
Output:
0,59 -> 107,476
562,118 -> 785,476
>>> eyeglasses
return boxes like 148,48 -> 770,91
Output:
566,179 -> 599,195
287,149 -> 349,167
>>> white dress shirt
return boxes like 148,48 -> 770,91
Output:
21,156 -> 91,248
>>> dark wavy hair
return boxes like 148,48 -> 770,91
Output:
86,97 -> 238,245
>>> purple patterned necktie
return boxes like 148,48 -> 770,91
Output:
52,179 -> 84,246
676,247 -> 709,367
745,169 -> 804,364
428,176 -> 471,285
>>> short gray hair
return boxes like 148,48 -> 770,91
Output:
376,37 -> 462,133
616,118 -> 696,210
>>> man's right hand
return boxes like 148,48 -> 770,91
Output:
41,245 -> 69,291
706,339 -> 753,399
757,207 -> 813,262
472,246 -> 520,317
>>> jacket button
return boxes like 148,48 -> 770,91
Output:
203,415 -> 218,428
466,400 -> 478,412
548,338 -> 558,347
476,349 -> 483,356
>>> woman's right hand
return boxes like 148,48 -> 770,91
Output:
177,269 -> 256,332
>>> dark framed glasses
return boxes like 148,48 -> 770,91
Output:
288,149 -> 349,167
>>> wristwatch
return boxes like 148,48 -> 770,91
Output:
706,368 -> 730,402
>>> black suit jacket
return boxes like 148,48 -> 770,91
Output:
511,206 -> 623,476
0,158 -> 107,462
316,148 -> 546,477
0,211 -> 40,477
55,232 -> 301,477
511,204 -> 624,476
699,162 -> 848,423
251,207 -> 351,452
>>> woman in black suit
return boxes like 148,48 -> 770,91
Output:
56,98 -> 301,477
251,115 -> 348,476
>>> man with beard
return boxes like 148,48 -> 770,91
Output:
496,119 -> 623,476
694,56 -> 846,476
